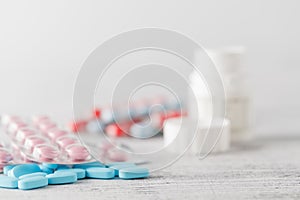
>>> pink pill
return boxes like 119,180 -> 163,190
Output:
7,121 -> 27,135
1,115 -> 21,126
56,136 -> 79,149
33,144 -> 59,162
47,129 -> 69,141
24,136 -> 48,152
16,128 -> 37,143
38,121 -> 56,134
65,144 -> 90,161
32,115 -> 50,125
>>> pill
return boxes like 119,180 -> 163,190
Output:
109,163 -> 136,176
19,172 -> 47,179
86,167 -> 114,179
65,144 -> 90,161
1,115 -> 20,126
46,171 -> 77,185
39,164 -> 54,174
42,163 -> 58,170
32,144 -> 59,162
16,128 -> 37,144
38,121 -> 56,134
56,136 -> 79,149
3,165 -> 17,175
55,168 -> 86,179
18,176 -> 48,190
119,167 -> 149,179
47,129 -> 69,141
9,163 -> 41,178
32,115 -> 50,125
7,121 -> 27,135
0,175 -> 18,189
24,136 -> 48,152
73,161 -> 105,169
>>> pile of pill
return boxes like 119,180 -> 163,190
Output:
0,161 -> 149,190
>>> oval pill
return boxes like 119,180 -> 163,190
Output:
119,167 -> 149,179
39,164 -> 54,174
3,165 -> 17,175
65,144 -> 90,161
42,163 -> 58,170
0,175 -> 18,189
109,163 -> 136,176
56,136 -> 79,149
47,129 -> 69,141
19,172 -> 47,180
46,171 -> 77,184
10,164 -> 41,178
18,176 -> 48,190
32,144 -> 59,161
55,168 -> 86,179
86,167 -> 114,179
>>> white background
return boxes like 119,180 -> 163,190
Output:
0,0 -> 299,136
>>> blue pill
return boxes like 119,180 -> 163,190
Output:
42,163 -> 58,170
119,167 -> 149,179
19,172 -> 47,180
46,171 -> 77,184
55,168 -> 86,179
73,162 -> 105,169
109,163 -> 136,176
10,164 -> 41,178
39,164 -> 54,174
0,175 -> 18,189
86,167 -> 114,179
3,165 -> 17,175
18,176 -> 48,190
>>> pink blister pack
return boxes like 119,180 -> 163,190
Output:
0,115 -> 97,172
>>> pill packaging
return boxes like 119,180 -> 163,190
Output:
70,96 -> 184,138
0,115 -> 96,171
0,162 -> 149,190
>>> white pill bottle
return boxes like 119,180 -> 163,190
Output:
189,46 -> 252,143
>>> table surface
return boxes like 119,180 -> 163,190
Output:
1,135 -> 300,200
